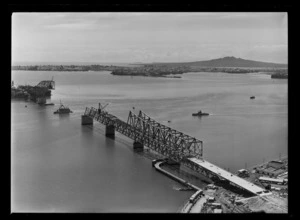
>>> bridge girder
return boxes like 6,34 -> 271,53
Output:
85,106 -> 203,163
36,80 -> 55,90
17,80 -> 55,101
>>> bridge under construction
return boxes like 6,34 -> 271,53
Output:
11,79 -> 55,104
82,104 -> 269,197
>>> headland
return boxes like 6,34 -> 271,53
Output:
12,56 -> 288,79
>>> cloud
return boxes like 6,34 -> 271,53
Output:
12,12 -> 288,64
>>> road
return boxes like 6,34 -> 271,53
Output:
189,196 -> 207,213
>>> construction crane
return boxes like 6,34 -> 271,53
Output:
98,103 -> 110,114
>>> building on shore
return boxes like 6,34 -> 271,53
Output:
255,160 -> 286,178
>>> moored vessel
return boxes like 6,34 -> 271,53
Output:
54,101 -> 73,114
192,110 -> 209,116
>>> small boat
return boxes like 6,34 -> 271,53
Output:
250,96 -> 255,99
54,101 -> 73,114
44,103 -> 55,106
192,110 -> 209,116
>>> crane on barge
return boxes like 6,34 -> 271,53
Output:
98,102 -> 110,114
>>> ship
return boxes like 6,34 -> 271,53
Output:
192,110 -> 209,116
54,101 -> 73,114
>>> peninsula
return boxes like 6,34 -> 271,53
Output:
12,57 -> 288,79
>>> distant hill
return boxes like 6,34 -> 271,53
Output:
153,56 -> 287,68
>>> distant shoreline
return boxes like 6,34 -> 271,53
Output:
11,64 -> 288,79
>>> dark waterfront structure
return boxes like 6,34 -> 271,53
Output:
11,79 -> 55,104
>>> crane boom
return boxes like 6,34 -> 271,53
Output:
101,103 -> 109,110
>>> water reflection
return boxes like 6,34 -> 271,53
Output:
105,136 -> 116,147
58,114 -> 71,120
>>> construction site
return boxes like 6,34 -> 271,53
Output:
82,105 -> 288,213
11,79 -> 55,105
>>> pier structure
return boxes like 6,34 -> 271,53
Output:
83,105 -> 268,197
105,124 -> 115,138
12,79 -> 55,104
81,115 -> 93,125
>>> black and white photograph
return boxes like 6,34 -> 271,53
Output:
11,10 -> 288,213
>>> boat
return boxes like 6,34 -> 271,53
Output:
54,102 -> 73,114
192,110 -> 209,116
250,96 -> 255,99
44,103 -> 55,106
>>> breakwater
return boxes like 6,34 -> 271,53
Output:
152,160 -> 201,191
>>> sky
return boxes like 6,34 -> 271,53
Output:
12,12 -> 288,64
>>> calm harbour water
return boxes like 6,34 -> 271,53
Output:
11,70 -> 287,212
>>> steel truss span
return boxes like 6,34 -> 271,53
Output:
17,80 -> 55,101
36,80 -> 55,90
84,107 -> 203,162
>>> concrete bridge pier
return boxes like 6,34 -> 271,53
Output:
105,124 -> 115,139
81,115 -> 93,125
133,141 -> 144,152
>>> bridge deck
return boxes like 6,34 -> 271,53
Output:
187,158 -> 269,196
